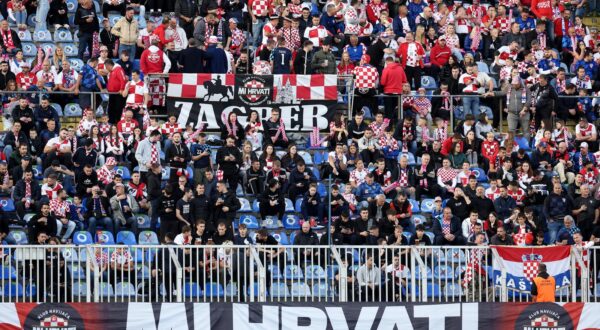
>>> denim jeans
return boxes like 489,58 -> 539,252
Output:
546,220 -> 564,244
3,145 -> 13,160
56,219 -> 76,241
88,216 -> 115,236
77,32 -> 94,60
35,0 -> 49,30
10,10 -> 27,25
251,17 -> 266,47
462,96 -> 480,117
118,43 -> 137,60
473,104 -> 494,119
135,5 -> 146,29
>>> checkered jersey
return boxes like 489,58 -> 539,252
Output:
508,187 -> 526,203
493,16 -> 511,33
117,119 -> 139,135
41,183 -> 63,201
97,165 -> 115,185
49,199 -> 69,218
16,72 -> 36,90
161,123 -> 183,136
77,118 -> 98,137
250,0 -> 270,16
350,168 -> 369,185
353,65 -> 379,89
126,80 -> 148,106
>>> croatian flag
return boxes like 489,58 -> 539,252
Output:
492,246 -> 571,292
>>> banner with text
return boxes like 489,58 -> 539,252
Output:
3,302 -> 600,329
166,74 -> 340,132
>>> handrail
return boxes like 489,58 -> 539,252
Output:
331,247 -> 347,302
167,246 -> 183,303
86,245 -> 100,303
491,248 -> 508,302
572,247 -> 590,302
411,246 -> 428,303
249,246 -> 266,302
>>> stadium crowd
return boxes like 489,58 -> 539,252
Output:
0,0 -> 598,255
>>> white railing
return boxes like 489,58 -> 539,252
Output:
0,245 -> 595,303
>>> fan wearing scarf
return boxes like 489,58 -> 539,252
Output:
220,111 -> 244,146
262,108 -> 289,148
495,69 -> 531,136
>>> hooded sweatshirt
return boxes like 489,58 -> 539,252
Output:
140,45 -> 172,74
380,62 -> 407,94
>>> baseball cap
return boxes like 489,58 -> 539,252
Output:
22,155 -> 31,161
581,142 -> 589,148
208,36 -> 219,44
228,18 -> 238,24
434,196 -> 442,202
539,142 -> 547,148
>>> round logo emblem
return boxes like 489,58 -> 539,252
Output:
514,303 -> 573,330
238,76 -> 270,105
24,303 -> 85,330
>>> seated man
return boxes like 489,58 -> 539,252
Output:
109,182 -> 139,234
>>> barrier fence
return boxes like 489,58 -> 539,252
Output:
0,245 -> 594,303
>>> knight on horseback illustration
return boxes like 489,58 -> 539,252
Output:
203,76 -> 233,101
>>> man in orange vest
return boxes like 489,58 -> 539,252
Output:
531,263 -> 556,302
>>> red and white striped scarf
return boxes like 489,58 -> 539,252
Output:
272,118 -> 288,143
222,112 -> 238,138
462,248 -> 487,288
419,164 -> 428,188
1,30 -> 14,49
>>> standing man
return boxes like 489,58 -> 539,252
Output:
105,59 -> 128,124
396,32 -> 425,89
135,130 -> 162,179
531,263 -> 556,302
248,0 -> 272,47
352,54 -> 379,119
111,7 -> 139,59
74,0 -> 99,60
270,37 -> 293,74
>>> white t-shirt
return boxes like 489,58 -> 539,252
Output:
45,136 -> 71,154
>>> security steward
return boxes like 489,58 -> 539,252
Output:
531,263 -> 556,302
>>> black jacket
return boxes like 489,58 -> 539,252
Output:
0,70 -> 15,90
432,215 -> 462,239
293,49 -> 313,75
76,171 -> 98,198
3,130 -> 29,149
293,229 -> 319,245
28,213 -> 58,241
85,196 -> 111,218
216,146 -> 242,175
165,142 -> 191,169
74,4 -> 99,34
0,29 -> 21,52
13,179 -> 41,201
178,47 -> 205,73
146,172 -> 162,200
211,190 -> 240,225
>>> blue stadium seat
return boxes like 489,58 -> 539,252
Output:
114,166 -> 131,180
262,216 -> 279,229
476,61 -> 489,73
317,183 -> 327,197
251,199 -> 260,213
425,231 -> 435,243
0,198 -> 15,212
138,231 -> 159,245
291,282 -> 312,297
98,282 -> 114,297
238,198 -> 251,212
1,266 -> 16,280
109,14 -> 120,27
73,231 -> 93,245
444,283 -> 464,297
284,198 -> 294,212
305,265 -> 326,280
116,231 -> 137,245
270,282 -> 290,298
183,282 -> 203,298
225,283 -> 238,297
68,265 -> 86,280
445,248 -> 466,263
68,58 -> 84,72
95,230 -> 115,244
235,184 -> 244,197
17,30 -> 31,42
268,265 -> 283,280
54,28 -> 73,42
66,0 -> 77,12
135,214 -> 151,229
326,265 -> 339,280
414,266 -> 433,280
160,166 -> 170,181
32,164 -> 43,180
238,215 -> 259,229
247,283 -> 264,297
72,281 -> 87,297
204,283 -> 224,297
50,103 -> 63,116
3,282 -> 24,297
312,166 -> 320,180
7,230 -> 27,244
420,199 -> 435,213
312,282 -> 331,298
560,62 -> 569,73
408,199 -> 420,213
284,265 -> 303,280
137,265 -> 151,279
282,214 -> 300,230
33,30 -> 52,42
412,214 -> 427,226
421,76 -> 437,89
515,136 -> 531,151
426,283 -> 442,298
27,14 -> 37,27
298,151 -> 313,165
295,198 -> 303,213
61,247 -> 79,262
470,167 -> 488,182
434,265 -> 455,280
272,232 -> 289,245
64,103 -> 83,117
313,151 -> 326,165
289,232 -> 296,244
115,282 -> 136,297
402,231 -> 412,241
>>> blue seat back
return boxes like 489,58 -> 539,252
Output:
116,231 -> 137,245
73,231 -> 93,245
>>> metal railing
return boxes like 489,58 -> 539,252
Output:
0,245 -> 596,303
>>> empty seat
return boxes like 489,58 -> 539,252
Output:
72,281 -> 87,297
305,265 -> 326,280
284,198 -> 294,212
408,199 -> 420,213
284,265 -> 303,280
68,58 -> 84,71
295,198 -> 303,212
425,231 -> 435,243
95,230 -> 115,244
7,230 -> 27,244
54,28 -> 73,42
238,215 -> 259,229
238,198 -> 252,212
282,214 -> 300,230
446,248 -> 466,263
0,198 -> 15,212
470,167 -> 488,182
476,61 -> 489,73
17,30 -> 31,41
298,151 -> 313,165
252,200 -> 260,213
291,282 -> 312,297
137,265 -> 151,279
138,231 -> 159,245
225,283 -> 238,297
116,231 -> 137,245
268,265 -> 283,280
3,282 -> 24,297
444,283 -> 464,297
183,282 -> 203,298
33,30 -> 52,42
204,282 -> 224,297
412,214 -> 427,226
73,231 -> 94,245
64,103 -> 82,117
115,282 -> 136,297
68,265 -> 86,280
32,164 -> 43,179
270,282 -> 290,298
262,216 -> 279,229
66,0 -> 77,12
135,214 -> 151,229
98,282 -> 114,297
421,76 -> 437,89
312,282 -> 331,297
414,266 -> 433,280
272,232 -> 289,245
420,199 -> 435,213
114,166 -> 131,180
0,266 -> 17,280
434,265 -> 454,280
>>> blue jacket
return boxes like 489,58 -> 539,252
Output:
356,182 -> 384,201
407,1 -> 426,29
543,192 -> 571,221
572,152 -> 596,172
574,59 -> 598,79
392,16 -> 409,37
494,195 -> 517,220
205,45 -> 228,74
515,17 -> 536,31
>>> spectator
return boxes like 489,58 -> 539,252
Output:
432,207 -> 465,245
111,7 -> 139,59
356,254 -> 382,300
75,0 -> 99,60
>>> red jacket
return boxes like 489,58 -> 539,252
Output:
380,62 -> 407,94
441,137 -> 463,156
152,24 -> 174,50
531,0 -> 553,19
140,46 -> 167,74
429,43 -> 451,67
106,64 -> 127,93
553,16 -> 570,37
396,41 -> 425,68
